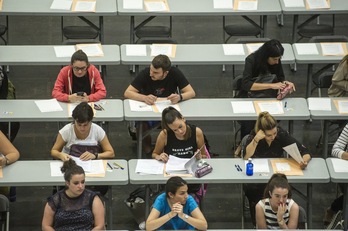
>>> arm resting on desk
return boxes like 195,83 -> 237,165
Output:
0,131 -> 20,166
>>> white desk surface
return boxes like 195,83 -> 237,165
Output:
280,0 -> 348,15
308,97 -> 348,120
0,99 -> 124,122
293,43 -> 347,64
128,158 -> 329,184
0,45 -> 120,65
117,0 -> 281,16
124,98 -> 310,121
120,44 -> 295,65
0,0 -> 117,16
0,159 -> 128,187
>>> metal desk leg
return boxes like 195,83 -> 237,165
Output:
107,186 -> 113,230
145,185 -> 151,219
306,64 -> 313,99
241,183 -> 244,229
262,15 -> 268,37
322,120 -> 329,158
292,15 -> 298,43
137,122 -> 143,159
288,120 -> 294,136
307,183 -> 313,228
343,184 -> 348,231
99,16 -> 104,43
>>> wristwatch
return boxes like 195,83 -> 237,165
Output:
184,214 -> 189,220
4,156 -> 9,165
278,219 -> 285,226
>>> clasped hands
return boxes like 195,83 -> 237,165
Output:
61,152 -> 97,162
144,93 -> 181,105
169,202 -> 183,218
69,93 -> 89,103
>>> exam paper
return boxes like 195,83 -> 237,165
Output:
50,0 -> 73,10
144,1 -> 167,11
123,0 -> 143,9
257,101 -> 284,115
126,45 -> 147,56
135,159 -> 164,175
222,44 -> 245,55
153,99 -> 180,113
75,44 -> 104,57
166,155 -> 189,173
129,99 -> 153,112
50,162 -> 64,177
283,143 -> 304,164
73,0 -> 96,12
231,101 -> 255,113
35,99 -> 63,113
331,158 -> 348,173
321,43 -> 345,56
246,43 -> 263,54
337,101 -> 348,113
54,46 -> 76,58
308,98 -> 331,111
244,159 -> 270,173
283,0 -> 304,7
214,0 -> 233,9
237,0 -> 258,10
294,43 -> 319,55
151,44 -> 173,57
306,0 -> 329,9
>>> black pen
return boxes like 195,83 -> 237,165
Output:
114,162 -> 124,170
235,165 -> 241,172
99,104 -> 105,111
107,162 -> 113,170
237,165 -> 243,172
284,102 -> 287,108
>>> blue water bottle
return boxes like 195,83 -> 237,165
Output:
246,158 -> 254,176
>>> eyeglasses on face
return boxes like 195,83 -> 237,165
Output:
72,66 -> 88,71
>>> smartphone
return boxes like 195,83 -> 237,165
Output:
76,92 -> 84,96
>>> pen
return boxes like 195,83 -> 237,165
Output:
107,162 -> 113,170
284,102 -> 287,108
237,165 -> 243,172
98,104 -> 105,111
114,162 -> 124,170
235,165 -> 241,172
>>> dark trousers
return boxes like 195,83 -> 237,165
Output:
243,183 -> 266,226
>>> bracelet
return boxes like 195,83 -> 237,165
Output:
4,156 -> 9,165
253,138 -> 258,144
179,94 -> 183,102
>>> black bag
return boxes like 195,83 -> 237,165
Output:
248,73 -> 277,98
69,144 -> 102,157
124,186 -> 147,225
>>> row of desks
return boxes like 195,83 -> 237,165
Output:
0,97 -> 346,159
2,158 -> 346,229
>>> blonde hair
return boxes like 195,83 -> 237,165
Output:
255,111 -> 277,133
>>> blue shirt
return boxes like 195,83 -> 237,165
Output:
153,193 -> 198,230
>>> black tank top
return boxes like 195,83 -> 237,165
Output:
164,124 -> 197,159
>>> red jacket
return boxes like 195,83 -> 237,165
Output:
52,64 -> 106,102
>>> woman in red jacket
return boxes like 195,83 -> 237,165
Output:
52,50 -> 106,102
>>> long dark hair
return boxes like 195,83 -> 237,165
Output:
263,173 -> 292,198
254,39 -> 284,75
165,176 -> 187,198
161,106 -> 191,140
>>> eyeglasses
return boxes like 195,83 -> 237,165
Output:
72,66 -> 88,71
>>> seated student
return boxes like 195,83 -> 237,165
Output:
124,54 -> 195,155
52,50 -> 106,103
51,102 -> 114,195
146,176 -> 207,231
238,39 -> 296,139
42,158 -> 105,231
256,173 -> 299,229
152,106 -> 207,197
242,111 -> 311,226
328,54 -> 348,97
323,123 -> 348,226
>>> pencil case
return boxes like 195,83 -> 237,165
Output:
195,164 -> 213,178
277,84 -> 293,100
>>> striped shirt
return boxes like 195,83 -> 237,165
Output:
258,198 -> 294,229
332,124 -> 348,159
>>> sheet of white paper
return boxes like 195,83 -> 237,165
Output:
306,0 -> 329,9
283,0 -> 304,7
231,101 -> 255,113
275,162 -> 291,172
331,158 -> 348,172
135,159 -> 164,175
74,1 -> 96,11
123,0 -> 143,9
283,143 -> 304,164
321,43 -> 345,56
144,1 -> 166,11
50,162 -> 64,177
237,1 -> 257,10
308,98 -> 331,111
338,101 -> 348,113
126,45 -> 147,56
50,0 -> 73,10
214,0 -> 233,9
71,156 -> 92,172
76,44 -> 104,56
246,43 -> 263,53
166,155 -> 189,172
54,46 -> 76,57
151,44 -> 173,56
35,99 -> 63,112
222,44 -> 245,55
129,99 -> 153,112
245,159 -> 270,173
257,101 -> 284,115
88,160 -> 105,174
295,43 -> 319,55
154,100 -> 180,113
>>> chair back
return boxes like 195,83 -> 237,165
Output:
235,37 -> 271,44
136,37 -> 177,44
298,206 -> 307,229
309,35 -> 348,43
318,72 -> 334,97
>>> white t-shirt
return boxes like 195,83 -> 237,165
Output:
59,123 -> 105,154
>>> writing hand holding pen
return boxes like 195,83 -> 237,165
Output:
156,152 -> 169,163
167,93 -> 180,104
144,94 -> 157,105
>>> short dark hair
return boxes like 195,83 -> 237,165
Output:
263,173 -> 292,198
152,55 -> 171,72
72,102 -> 93,123
61,158 -> 85,182
71,50 -> 89,65
161,106 -> 191,140
165,176 -> 187,198
254,39 -> 284,75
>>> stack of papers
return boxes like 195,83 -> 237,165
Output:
213,0 -> 233,9
231,101 -> 255,114
35,99 -> 63,113
151,44 -> 176,57
126,45 -> 147,56
246,43 -> 263,54
295,43 -> 319,55
222,44 -> 245,56
336,100 -> 348,114
255,101 -> 284,115
123,0 -> 143,9
306,0 -> 330,9
331,158 -> 348,172
283,0 -> 304,7
135,159 -> 164,175
72,0 -> 96,12
144,0 -> 169,11
308,98 -> 331,111
236,0 -> 258,10
321,43 -> 346,56
50,0 -> 73,10
54,44 -> 104,58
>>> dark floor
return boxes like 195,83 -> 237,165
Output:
2,12 -> 347,230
